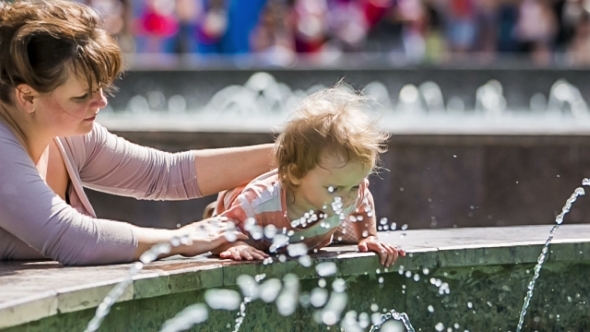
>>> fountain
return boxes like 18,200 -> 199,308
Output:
99,71 -> 590,136
3,70 -> 590,332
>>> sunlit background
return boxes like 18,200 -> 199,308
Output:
79,0 -> 590,67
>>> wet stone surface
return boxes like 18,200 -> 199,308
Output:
2,225 -> 590,331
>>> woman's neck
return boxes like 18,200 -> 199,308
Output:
0,103 -> 52,164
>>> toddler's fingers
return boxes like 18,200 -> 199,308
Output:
358,242 -> 368,252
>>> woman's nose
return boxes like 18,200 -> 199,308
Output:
90,89 -> 108,109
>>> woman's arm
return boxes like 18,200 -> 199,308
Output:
71,123 -> 273,200
193,144 -> 274,197
0,125 -> 243,265
0,127 -> 138,265
132,218 -> 249,260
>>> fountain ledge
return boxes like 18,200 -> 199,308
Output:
1,224 -> 590,330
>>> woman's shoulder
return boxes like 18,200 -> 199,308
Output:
0,121 -> 27,154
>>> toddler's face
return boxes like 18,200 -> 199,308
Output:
293,153 -> 371,216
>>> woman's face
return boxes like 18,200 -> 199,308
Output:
34,72 -> 107,137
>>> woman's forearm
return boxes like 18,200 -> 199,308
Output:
193,143 -> 275,196
132,227 -> 184,260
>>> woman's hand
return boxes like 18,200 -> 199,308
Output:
174,218 -> 249,257
358,236 -> 405,267
213,241 -> 269,261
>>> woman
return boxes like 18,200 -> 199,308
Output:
0,0 -> 271,266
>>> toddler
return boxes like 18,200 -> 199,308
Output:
211,85 -> 404,267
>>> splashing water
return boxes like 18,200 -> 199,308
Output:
84,240 -> 182,332
368,308 -> 415,332
516,180 -> 588,332
159,304 -> 208,332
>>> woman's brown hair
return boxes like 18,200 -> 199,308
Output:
0,0 -> 123,105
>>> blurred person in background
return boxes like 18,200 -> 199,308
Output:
514,0 -> 558,65
443,0 -> 478,57
326,0 -> 371,52
173,0 -> 200,53
135,0 -> 179,53
567,12 -> 590,65
496,0 -> 520,54
422,0 -> 448,63
292,0 -> 330,53
76,0 -> 135,53
249,0 -> 296,65
364,0 -> 428,62
194,0 -> 228,54
474,0 -> 499,63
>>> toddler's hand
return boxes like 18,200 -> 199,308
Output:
216,241 -> 269,261
358,236 -> 405,267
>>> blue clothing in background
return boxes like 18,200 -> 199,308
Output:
220,0 -> 267,54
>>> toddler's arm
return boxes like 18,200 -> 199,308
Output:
352,190 -> 405,267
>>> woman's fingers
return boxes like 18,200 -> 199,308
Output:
231,248 -> 243,261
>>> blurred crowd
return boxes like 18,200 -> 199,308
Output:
79,0 -> 590,66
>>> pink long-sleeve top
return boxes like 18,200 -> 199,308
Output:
0,121 -> 202,266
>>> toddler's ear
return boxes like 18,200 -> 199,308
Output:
287,164 -> 302,186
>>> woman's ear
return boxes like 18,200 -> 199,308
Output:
14,84 -> 38,115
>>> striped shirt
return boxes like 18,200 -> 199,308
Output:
215,169 -> 372,253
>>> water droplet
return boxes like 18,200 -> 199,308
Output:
453,155 -> 457,158
423,268 -> 430,275
401,224 -> 408,231
427,305 -> 434,313
435,322 -> 445,331
264,224 -> 277,239
454,323 -> 460,329
310,288 -> 329,307
204,289 -> 241,310
287,243 -> 308,257
159,304 -> 208,332
318,278 -> 327,288
259,279 -> 282,303
332,278 -> 346,293
298,255 -> 312,267
378,277 -> 384,284
370,303 -> 379,312
583,178 -> 590,186
413,274 -> 420,282
316,262 -> 337,277
467,301 -> 473,308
